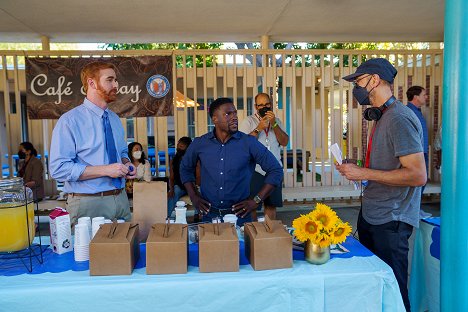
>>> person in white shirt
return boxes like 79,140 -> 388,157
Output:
239,93 -> 289,220
125,142 -> 152,198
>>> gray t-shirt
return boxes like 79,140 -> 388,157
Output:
363,100 -> 424,228
239,114 -> 284,175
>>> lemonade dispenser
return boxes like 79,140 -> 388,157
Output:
0,177 -> 36,252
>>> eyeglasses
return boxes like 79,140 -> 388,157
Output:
256,103 -> 272,108
352,75 -> 372,87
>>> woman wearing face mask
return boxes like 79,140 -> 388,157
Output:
168,136 -> 193,217
125,142 -> 152,198
17,142 -> 45,202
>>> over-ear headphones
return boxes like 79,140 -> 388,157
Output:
363,96 -> 397,121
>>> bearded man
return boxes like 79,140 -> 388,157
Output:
50,61 -> 136,224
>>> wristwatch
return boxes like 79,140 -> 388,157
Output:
253,194 -> 263,204
253,128 -> 260,135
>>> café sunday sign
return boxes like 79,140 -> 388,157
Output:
25,56 -> 173,119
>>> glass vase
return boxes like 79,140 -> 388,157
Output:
304,240 -> 330,265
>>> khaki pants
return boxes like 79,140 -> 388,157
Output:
66,191 -> 131,225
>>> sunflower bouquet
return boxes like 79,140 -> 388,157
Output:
292,203 -> 352,248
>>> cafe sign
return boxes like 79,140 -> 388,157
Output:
25,56 -> 173,119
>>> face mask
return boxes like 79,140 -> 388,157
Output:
18,151 -> 26,159
258,107 -> 271,117
353,85 -> 371,106
132,151 -> 142,159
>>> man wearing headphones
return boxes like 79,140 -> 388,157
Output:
336,58 -> 426,312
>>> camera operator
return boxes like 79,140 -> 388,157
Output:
239,93 -> 289,220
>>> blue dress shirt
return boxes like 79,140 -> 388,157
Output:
407,102 -> 428,153
180,129 -> 283,210
49,98 -> 129,193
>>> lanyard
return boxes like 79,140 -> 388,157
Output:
365,123 -> 377,168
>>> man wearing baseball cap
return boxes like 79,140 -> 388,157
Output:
336,58 -> 426,311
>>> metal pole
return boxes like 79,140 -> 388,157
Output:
441,0 -> 468,310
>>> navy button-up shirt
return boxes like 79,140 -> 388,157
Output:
180,129 -> 283,209
407,102 -> 428,153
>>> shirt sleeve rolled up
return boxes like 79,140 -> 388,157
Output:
49,117 -> 87,182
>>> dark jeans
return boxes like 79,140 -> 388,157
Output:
357,211 -> 413,312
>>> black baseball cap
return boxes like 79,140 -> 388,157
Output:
342,58 -> 397,83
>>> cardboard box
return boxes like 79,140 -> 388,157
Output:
244,216 -> 293,271
198,223 -> 239,273
49,207 -> 73,255
146,223 -> 188,275
89,222 -> 140,276
132,181 -> 167,242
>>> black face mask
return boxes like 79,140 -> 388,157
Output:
18,151 -> 26,159
353,85 -> 371,106
258,107 -> 271,117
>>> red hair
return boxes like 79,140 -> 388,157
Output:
80,61 -> 116,92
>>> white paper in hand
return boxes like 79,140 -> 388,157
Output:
330,143 -> 360,190
330,143 -> 342,165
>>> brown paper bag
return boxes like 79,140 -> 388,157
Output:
132,181 -> 167,241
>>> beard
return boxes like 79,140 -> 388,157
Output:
97,83 -> 118,103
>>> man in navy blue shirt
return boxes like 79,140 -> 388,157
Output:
406,86 -> 429,195
180,98 -> 283,225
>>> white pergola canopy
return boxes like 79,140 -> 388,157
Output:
0,0 -> 444,43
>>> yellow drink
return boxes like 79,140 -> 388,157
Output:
0,202 -> 36,252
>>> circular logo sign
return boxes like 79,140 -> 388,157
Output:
146,74 -> 171,98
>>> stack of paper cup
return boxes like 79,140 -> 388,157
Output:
223,214 -> 238,225
77,217 -> 92,238
92,217 -> 105,238
74,223 -> 90,261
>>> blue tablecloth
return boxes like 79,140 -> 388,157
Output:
0,237 -> 405,312
409,217 -> 440,312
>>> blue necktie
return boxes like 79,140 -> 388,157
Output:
103,111 -> 121,189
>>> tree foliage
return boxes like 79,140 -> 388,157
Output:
103,43 -> 222,67
103,42 -> 431,68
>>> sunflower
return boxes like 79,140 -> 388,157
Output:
314,233 -> 333,248
309,203 -> 339,229
292,215 -> 312,242
331,222 -> 352,244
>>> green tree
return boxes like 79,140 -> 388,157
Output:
103,43 -> 222,67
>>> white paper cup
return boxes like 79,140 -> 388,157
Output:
77,217 -> 92,237
74,249 -> 89,261
74,223 -> 91,246
92,216 -> 105,224
104,219 -> 113,224
117,219 -> 125,223
223,214 -> 238,224
92,219 -> 105,238
74,242 -> 90,262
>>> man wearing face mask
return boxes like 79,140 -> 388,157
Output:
50,61 -> 136,225
239,92 -> 289,220
336,58 -> 426,312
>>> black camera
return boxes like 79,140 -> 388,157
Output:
258,107 -> 271,117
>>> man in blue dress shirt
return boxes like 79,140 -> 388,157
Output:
50,61 -> 136,224
180,98 -> 283,226
406,86 -> 429,195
